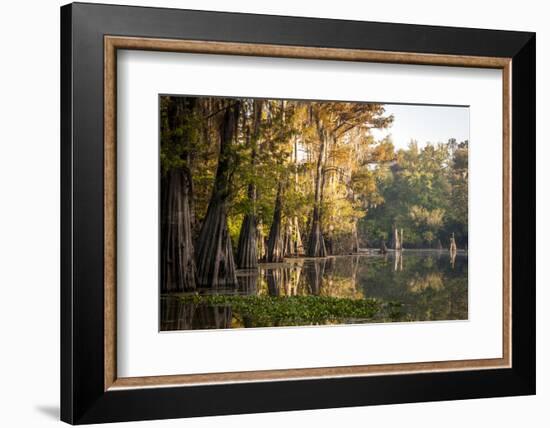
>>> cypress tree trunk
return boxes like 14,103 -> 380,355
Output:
195,196 -> 238,288
379,239 -> 388,254
195,102 -> 240,288
325,229 -> 334,256
290,138 -> 304,256
307,113 -> 328,257
308,206 -> 327,257
160,97 -> 198,292
161,167 -> 196,292
283,220 -> 293,256
293,216 -> 304,255
236,211 -> 258,269
256,219 -> 266,261
236,100 -> 263,268
267,183 -> 285,262
351,220 -> 360,253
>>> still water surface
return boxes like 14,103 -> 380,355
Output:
161,251 -> 467,331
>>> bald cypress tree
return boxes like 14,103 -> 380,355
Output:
195,101 -> 241,288
160,97 -> 197,292
236,100 -> 263,269
307,109 -> 328,257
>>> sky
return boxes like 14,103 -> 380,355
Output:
372,104 -> 470,150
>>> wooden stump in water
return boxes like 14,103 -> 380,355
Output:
449,232 -> 457,255
393,226 -> 402,251
449,232 -> 457,268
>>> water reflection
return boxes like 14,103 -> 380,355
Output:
394,250 -> 403,272
161,298 -> 232,331
161,250 -> 468,330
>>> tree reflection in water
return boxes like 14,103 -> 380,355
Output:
161,298 -> 233,331
160,251 -> 467,330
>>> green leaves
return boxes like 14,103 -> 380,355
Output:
362,139 -> 468,248
159,95 -> 468,252
178,294 -> 383,327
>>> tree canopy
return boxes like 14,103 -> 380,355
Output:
160,95 -> 468,291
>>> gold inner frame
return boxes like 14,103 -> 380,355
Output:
104,35 -> 512,391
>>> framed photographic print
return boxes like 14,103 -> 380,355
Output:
60,2 -> 535,424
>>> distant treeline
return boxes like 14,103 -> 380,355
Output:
361,139 -> 468,250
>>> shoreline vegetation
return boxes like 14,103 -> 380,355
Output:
160,95 -> 468,330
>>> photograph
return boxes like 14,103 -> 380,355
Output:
54,2 -> 536,424
159,95 -> 469,331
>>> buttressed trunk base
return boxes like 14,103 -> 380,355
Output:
161,168 -> 196,292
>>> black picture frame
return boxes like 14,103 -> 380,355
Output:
61,2 -> 535,424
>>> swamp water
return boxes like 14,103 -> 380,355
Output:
161,251 -> 467,331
